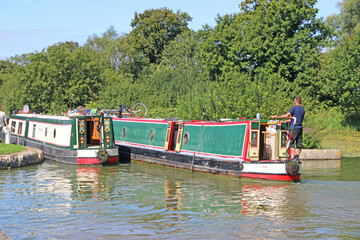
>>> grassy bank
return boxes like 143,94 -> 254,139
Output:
320,131 -> 360,157
0,143 -> 27,155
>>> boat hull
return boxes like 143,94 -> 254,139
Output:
117,143 -> 301,182
10,133 -> 118,165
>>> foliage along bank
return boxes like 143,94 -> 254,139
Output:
0,1 -> 359,150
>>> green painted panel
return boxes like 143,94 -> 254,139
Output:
251,122 -> 259,129
281,122 -> 288,130
113,121 -> 168,147
181,124 -> 247,156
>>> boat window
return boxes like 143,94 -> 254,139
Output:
122,127 -> 126,138
11,121 -> 16,133
150,129 -> 154,141
53,129 -> 56,139
184,132 -> 189,145
32,124 -> 36,138
45,127 -> 48,137
17,122 -> 23,134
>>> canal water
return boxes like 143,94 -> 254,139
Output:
1,158 -> 359,239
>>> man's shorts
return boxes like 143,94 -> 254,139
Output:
289,128 -> 303,149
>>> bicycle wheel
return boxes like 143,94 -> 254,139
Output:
131,103 -> 148,117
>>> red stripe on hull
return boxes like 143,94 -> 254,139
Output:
78,158 -> 101,164
107,156 -> 119,163
241,173 -> 301,182
77,156 -> 119,164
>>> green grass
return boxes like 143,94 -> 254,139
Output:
320,131 -> 360,157
0,143 -> 27,155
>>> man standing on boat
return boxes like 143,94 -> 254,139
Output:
0,105 -> 7,143
270,97 -> 305,161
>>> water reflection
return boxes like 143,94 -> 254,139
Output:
240,183 -> 291,218
75,165 -> 120,200
0,159 -> 359,239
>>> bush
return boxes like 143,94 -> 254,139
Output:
302,124 -> 321,149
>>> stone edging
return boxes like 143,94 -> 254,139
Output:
300,149 -> 341,160
0,146 -> 44,170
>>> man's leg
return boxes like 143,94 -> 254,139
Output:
295,128 -> 303,160
0,126 -> 3,142
290,148 -> 296,159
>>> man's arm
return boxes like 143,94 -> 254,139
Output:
270,113 -> 291,119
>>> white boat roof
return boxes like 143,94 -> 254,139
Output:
12,114 -> 73,120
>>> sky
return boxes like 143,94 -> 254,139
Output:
0,0 -> 340,60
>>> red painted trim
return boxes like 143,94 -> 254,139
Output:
112,118 -> 169,124
107,156 -> 119,163
185,121 -> 250,126
115,141 -> 164,150
78,158 -> 101,164
241,173 -> 301,181
243,122 -> 250,161
168,122 -> 175,150
77,155 -> 118,164
113,118 -> 251,126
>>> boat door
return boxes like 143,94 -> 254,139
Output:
164,121 -> 183,152
278,121 -> 289,160
164,121 -> 174,150
249,121 -> 260,161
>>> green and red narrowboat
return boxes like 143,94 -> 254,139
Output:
9,114 -> 118,164
112,117 -> 301,182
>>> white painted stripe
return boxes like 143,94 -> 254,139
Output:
77,148 -> 118,157
243,162 -> 301,174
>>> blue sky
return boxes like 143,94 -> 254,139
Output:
0,0 -> 340,60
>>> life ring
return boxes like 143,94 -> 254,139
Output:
97,149 -> 109,164
285,161 -> 300,175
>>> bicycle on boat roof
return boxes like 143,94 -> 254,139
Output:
101,103 -> 148,118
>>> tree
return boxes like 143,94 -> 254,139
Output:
14,42 -> 103,113
326,0 -> 360,38
200,0 -> 329,82
317,25 -> 360,126
129,8 -> 192,64
0,60 -> 17,112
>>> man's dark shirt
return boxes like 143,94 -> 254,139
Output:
289,105 -> 305,129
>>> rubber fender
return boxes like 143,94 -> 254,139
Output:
97,149 -> 109,164
285,161 -> 300,175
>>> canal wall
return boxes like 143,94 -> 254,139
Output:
0,146 -> 44,170
300,149 -> 342,169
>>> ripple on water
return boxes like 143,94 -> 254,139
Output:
0,159 -> 359,239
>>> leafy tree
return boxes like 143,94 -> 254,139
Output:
129,8 -> 192,64
0,60 -> 17,112
200,0 -> 329,83
14,42 -> 103,113
86,26 -> 119,52
316,25 -> 360,128
326,0 -> 360,38
135,31 -> 208,117
86,27 -> 149,80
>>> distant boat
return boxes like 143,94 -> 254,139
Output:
112,116 -> 301,182
9,113 -> 118,164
